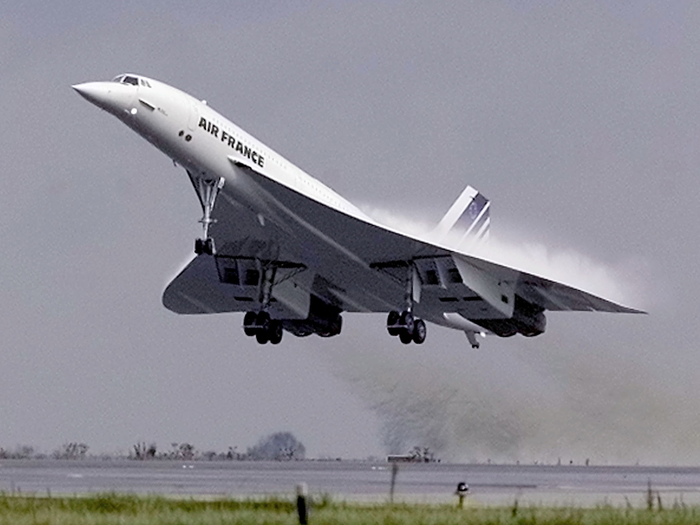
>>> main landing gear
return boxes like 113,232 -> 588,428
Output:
243,311 -> 283,345
242,265 -> 284,345
387,310 -> 427,344
189,173 -> 225,255
386,262 -> 427,345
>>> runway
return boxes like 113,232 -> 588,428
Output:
2,460 -> 700,506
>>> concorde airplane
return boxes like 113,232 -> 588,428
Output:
73,74 -> 642,348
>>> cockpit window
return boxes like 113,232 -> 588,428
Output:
111,74 -> 150,87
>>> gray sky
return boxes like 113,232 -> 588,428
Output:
2,1 -> 700,463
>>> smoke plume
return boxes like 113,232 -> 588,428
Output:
330,205 -> 692,465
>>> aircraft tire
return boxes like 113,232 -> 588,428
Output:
269,321 -> 283,345
256,311 -> 271,330
400,311 -> 414,335
243,311 -> 257,336
194,238 -> 203,254
412,319 -> 427,344
399,330 -> 413,345
255,331 -> 269,344
387,311 -> 400,336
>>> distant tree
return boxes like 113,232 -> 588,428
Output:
247,432 -> 306,461
131,442 -> 157,460
171,443 -> 195,461
17,445 -> 35,459
52,442 -> 89,459
0,445 -> 37,459
202,450 -> 217,461
226,446 -> 245,460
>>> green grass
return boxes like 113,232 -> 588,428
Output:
1,493 -> 700,524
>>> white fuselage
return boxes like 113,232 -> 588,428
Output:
120,77 -> 371,225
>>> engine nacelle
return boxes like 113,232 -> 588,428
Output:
472,297 -> 546,338
283,295 -> 343,338
512,299 -> 546,337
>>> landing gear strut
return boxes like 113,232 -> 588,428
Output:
189,172 -> 225,255
242,264 -> 284,345
386,262 -> 427,345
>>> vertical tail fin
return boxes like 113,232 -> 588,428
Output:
432,185 -> 490,249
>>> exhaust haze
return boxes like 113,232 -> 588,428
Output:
336,206 -> 686,464
333,339 -> 699,464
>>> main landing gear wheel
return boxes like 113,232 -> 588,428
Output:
387,310 -> 401,336
412,318 -> 427,344
243,311 -> 283,345
399,311 -> 414,335
255,330 -> 269,345
243,312 -> 257,336
399,331 -> 413,344
387,310 -> 427,345
268,320 -> 283,345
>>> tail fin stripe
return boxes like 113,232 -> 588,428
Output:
432,185 -> 490,250
460,200 -> 490,238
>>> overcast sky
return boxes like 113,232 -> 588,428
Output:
2,1 -> 700,463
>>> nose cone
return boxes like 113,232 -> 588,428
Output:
72,82 -> 107,106
72,81 -> 134,116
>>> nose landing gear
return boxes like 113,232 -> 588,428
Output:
188,172 -> 225,255
194,238 -> 215,255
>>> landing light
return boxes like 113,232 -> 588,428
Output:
130,108 -> 138,115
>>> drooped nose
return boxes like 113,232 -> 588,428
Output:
72,81 -> 134,116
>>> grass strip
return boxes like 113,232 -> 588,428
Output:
1,492 -> 700,524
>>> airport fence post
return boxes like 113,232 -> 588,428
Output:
455,482 -> 469,509
296,482 -> 308,524
389,462 -> 399,503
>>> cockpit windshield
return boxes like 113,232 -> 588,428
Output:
111,74 -> 151,87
